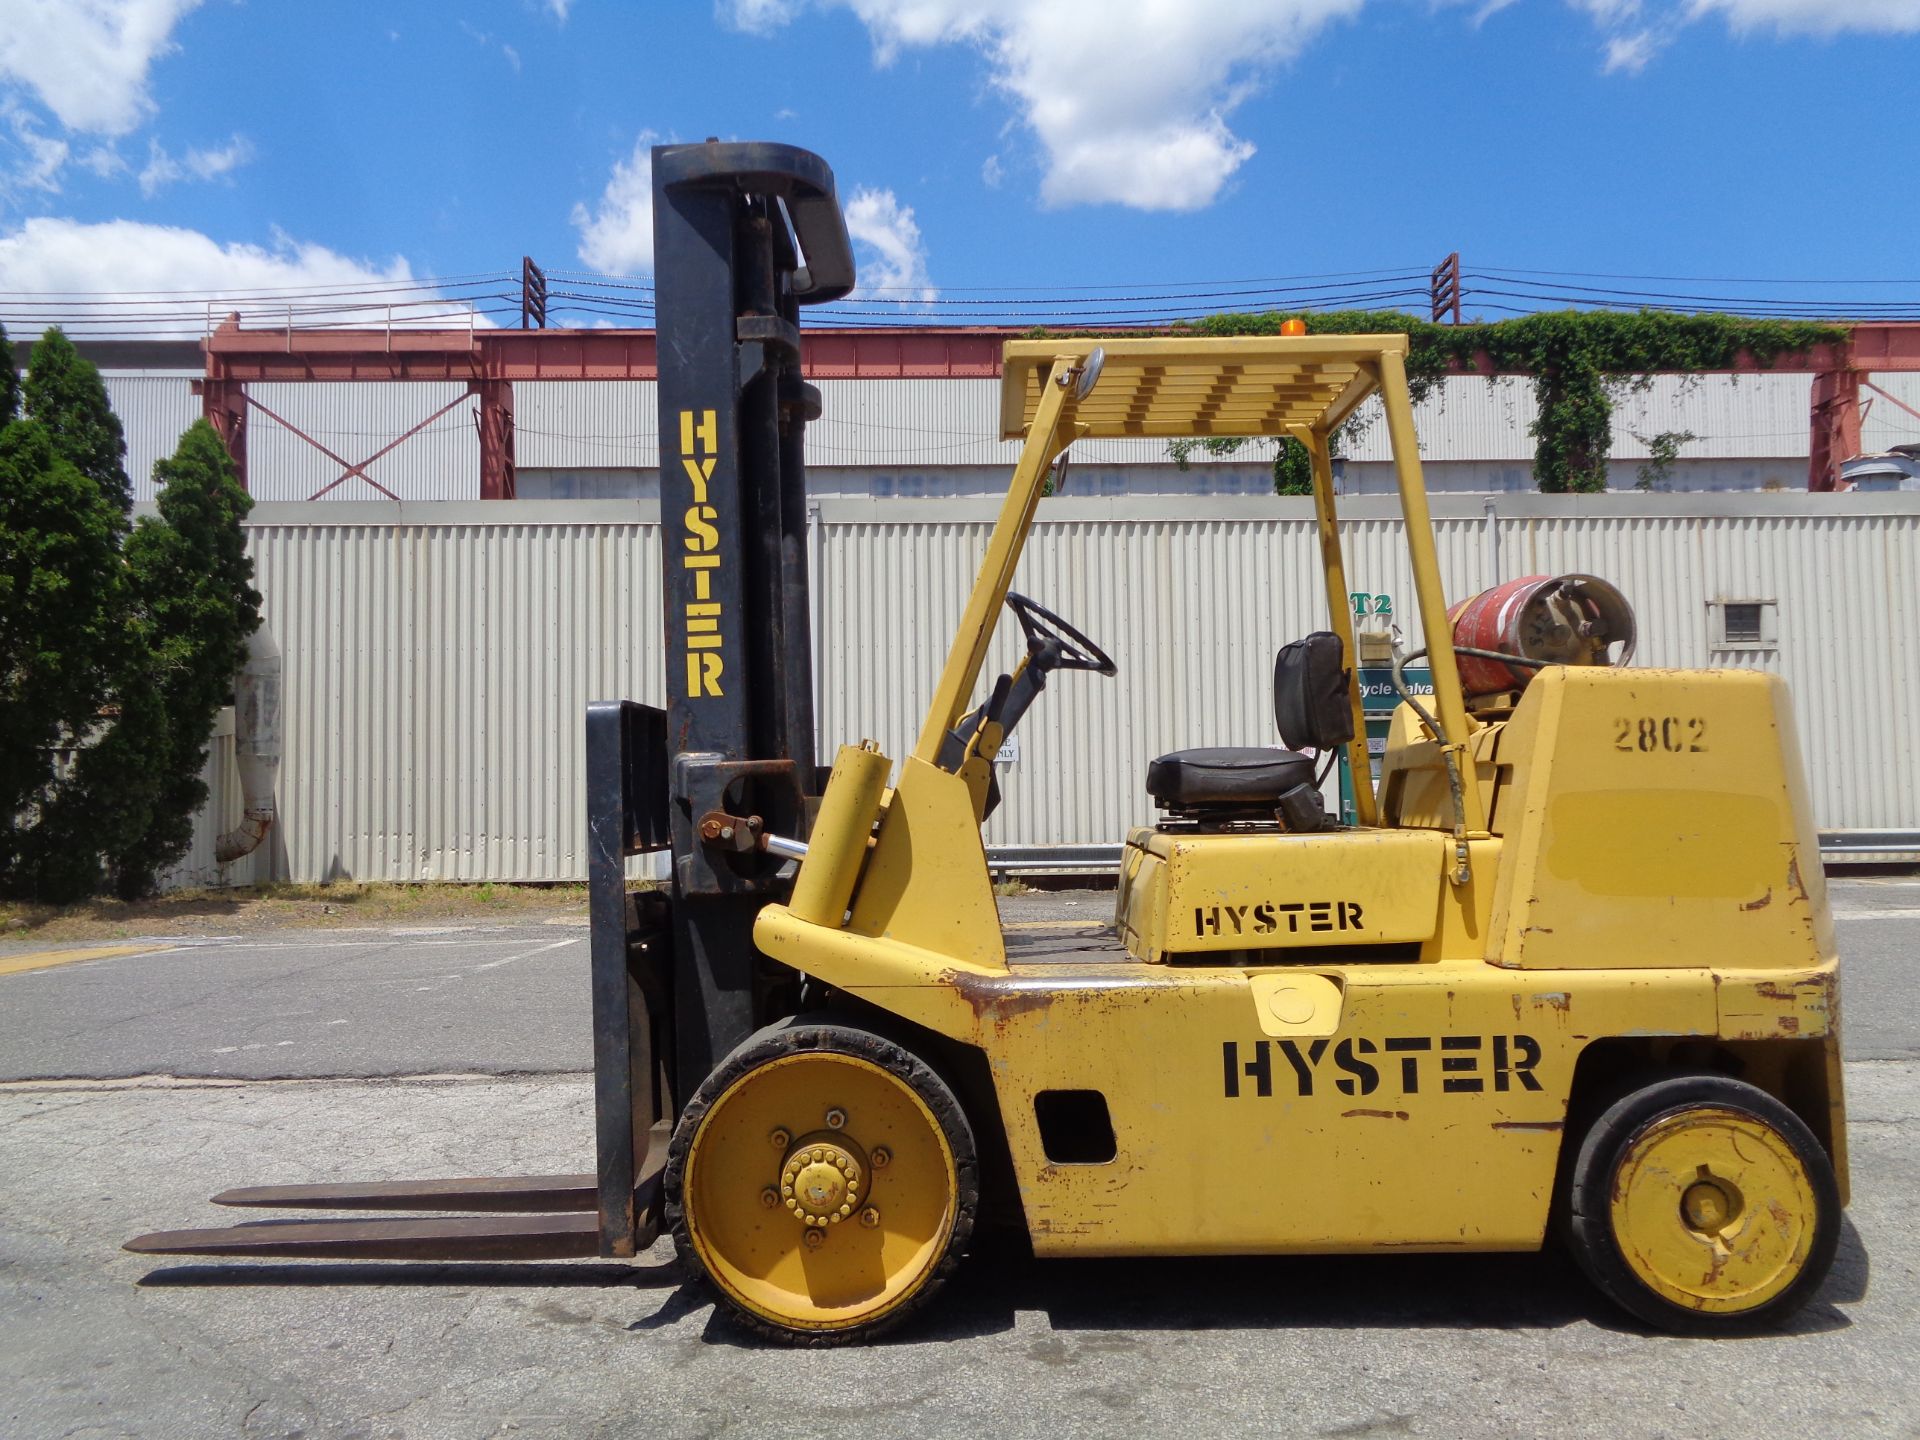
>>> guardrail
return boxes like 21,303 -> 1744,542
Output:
986,832 -> 1920,878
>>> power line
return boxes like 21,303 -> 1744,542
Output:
5,258 -> 1918,339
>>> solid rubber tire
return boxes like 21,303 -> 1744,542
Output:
663,1014 -> 979,1346
1563,1072 -> 1840,1335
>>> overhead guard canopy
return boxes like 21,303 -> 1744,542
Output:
997,334 -> 1408,442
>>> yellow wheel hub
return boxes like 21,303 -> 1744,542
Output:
1610,1106 -> 1818,1314
781,1141 -> 865,1225
683,1051 -> 958,1334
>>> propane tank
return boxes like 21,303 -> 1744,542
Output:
1446,574 -> 1635,698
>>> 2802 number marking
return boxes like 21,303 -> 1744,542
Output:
1613,716 -> 1707,754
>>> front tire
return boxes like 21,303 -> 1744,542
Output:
664,1015 -> 978,1345
1564,1073 -> 1840,1335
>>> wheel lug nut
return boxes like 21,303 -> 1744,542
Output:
769,1128 -> 790,1150
761,1188 -> 779,1209
803,1229 -> 824,1249
871,1147 -> 891,1169
859,1207 -> 881,1229
826,1108 -> 847,1130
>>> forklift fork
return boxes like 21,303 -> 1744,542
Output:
126,703 -> 675,1264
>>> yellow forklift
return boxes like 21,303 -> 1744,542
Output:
129,143 -> 1845,1347
685,332 -> 1846,1343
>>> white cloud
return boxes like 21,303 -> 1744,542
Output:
1601,27 -> 1658,69
1569,0 -> 1920,70
0,217 -> 478,336
980,153 -> 1003,188
545,0 -> 574,18
572,132 -> 657,274
724,0 -> 1365,210
1686,0 -> 1920,33
137,133 -> 252,197
844,186 -> 936,304
502,43 -> 523,72
735,0 -> 1920,151
1571,0 -> 1643,21
2,104 -> 69,195
0,0 -> 202,137
79,144 -> 127,179
719,0 -> 805,34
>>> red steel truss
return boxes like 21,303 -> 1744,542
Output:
197,317 -> 1920,496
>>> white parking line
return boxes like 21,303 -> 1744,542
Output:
474,936 -> 583,971
1834,908 -> 1920,921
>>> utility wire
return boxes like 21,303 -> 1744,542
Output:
7,260 -> 1920,338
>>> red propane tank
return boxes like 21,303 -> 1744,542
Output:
1446,574 -> 1636,697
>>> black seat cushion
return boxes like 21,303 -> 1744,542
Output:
1146,747 -> 1316,808
1274,631 -> 1355,753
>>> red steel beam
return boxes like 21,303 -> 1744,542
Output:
204,320 -> 1017,383
1809,372 -> 1864,493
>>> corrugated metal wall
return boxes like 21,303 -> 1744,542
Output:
515,382 -> 656,469
102,373 -> 203,502
179,494 -> 1918,887
244,502 -> 663,883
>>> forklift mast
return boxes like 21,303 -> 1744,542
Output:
123,142 -> 858,1271
584,142 -> 855,1255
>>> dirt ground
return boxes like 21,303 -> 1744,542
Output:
0,881 -> 596,946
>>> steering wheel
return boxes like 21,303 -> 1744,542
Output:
1006,592 -> 1118,677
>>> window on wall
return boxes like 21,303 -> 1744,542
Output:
1710,598 -> 1777,650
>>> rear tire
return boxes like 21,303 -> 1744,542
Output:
664,1015 -> 977,1345
1564,1072 -> 1840,1335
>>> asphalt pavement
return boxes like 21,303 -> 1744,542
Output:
0,880 -> 1911,1081
1,878 -> 1916,1439
0,919 -> 597,1080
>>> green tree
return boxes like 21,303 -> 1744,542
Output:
0,413 -> 124,893
24,328 -> 132,517
97,421 -> 261,896
1634,429 -> 1698,492
3,331 -> 261,902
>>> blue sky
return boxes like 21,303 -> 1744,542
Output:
1,0 -> 1917,334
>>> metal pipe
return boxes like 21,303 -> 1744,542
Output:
1377,347 -> 1482,883
214,627 -> 281,865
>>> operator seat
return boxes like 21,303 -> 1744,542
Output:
1145,632 -> 1354,827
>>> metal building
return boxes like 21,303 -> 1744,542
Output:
101,368 -> 1920,503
